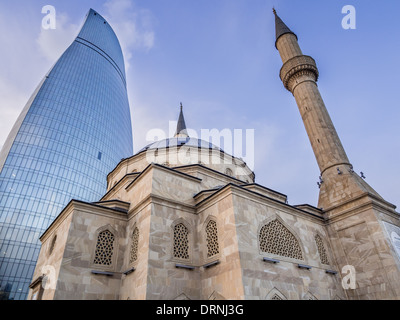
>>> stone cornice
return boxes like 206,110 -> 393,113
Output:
39,201 -> 75,242
324,192 -> 399,225
125,163 -> 201,192
29,275 -> 44,289
127,192 -> 197,219
73,200 -> 129,221
177,165 -> 248,186
93,199 -> 130,212
150,193 -> 197,213
127,194 -> 152,219
195,186 -> 234,214
102,172 -> 140,200
229,187 -> 326,224
106,151 -> 146,180
39,200 -> 129,242
195,183 -> 325,222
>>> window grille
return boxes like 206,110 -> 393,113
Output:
93,230 -> 115,265
259,219 -> 303,260
173,223 -> 189,260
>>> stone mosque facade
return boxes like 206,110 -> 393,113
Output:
27,11 -> 400,300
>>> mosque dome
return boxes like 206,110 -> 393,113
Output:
137,136 -> 222,154
106,103 -> 255,189
136,102 -> 225,156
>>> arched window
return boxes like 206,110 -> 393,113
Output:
206,220 -> 219,258
129,227 -> 139,264
265,287 -> 287,300
93,230 -> 115,266
225,168 -> 233,176
173,223 -> 189,260
259,219 -> 303,260
315,234 -> 329,265
48,235 -> 57,256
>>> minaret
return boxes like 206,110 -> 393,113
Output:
273,10 -> 400,300
273,9 -> 383,211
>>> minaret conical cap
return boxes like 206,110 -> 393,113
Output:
174,103 -> 189,138
273,8 -> 298,48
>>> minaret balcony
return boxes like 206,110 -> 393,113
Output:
280,55 -> 319,91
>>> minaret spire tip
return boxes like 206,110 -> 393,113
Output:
274,9 -> 298,49
174,102 -> 189,138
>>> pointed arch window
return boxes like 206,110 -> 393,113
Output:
206,220 -> 219,258
315,234 -> 329,265
266,287 -> 287,300
225,168 -> 233,176
129,227 -> 139,264
48,235 -> 57,256
173,223 -> 190,260
93,230 -> 115,266
259,219 -> 303,260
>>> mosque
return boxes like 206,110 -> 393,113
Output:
28,10 -> 400,300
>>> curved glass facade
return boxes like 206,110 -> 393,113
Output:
0,9 -> 133,300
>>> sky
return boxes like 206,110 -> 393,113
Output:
0,0 -> 399,208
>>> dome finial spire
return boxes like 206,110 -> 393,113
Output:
174,102 -> 189,138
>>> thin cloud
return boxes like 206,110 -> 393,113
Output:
0,7 -> 81,149
36,12 -> 80,62
103,0 -> 155,69
0,6 -> 47,149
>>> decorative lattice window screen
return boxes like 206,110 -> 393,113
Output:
173,223 -> 189,260
129,227 -> 139,264
271,294 -> 283,300
259,219 -> 303,260
206,220 -> 219,258
93,230 -> 115,266
315,234 -> 329,265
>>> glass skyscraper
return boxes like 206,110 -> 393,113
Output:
0,9 -> 133,300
